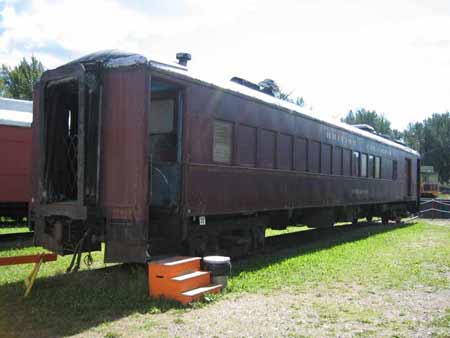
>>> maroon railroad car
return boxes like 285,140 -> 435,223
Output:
0,98 -> 32,219
31,51 -> 420,264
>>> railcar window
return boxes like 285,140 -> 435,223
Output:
213,120 -> 233,163
343,148 -> 351,176
295,137 -> 307,171
309,141 -> 320,173
238,124 -> 257,167
260,129 -> 276,169
368,155 -> 374,177
333,146 -> 343,175
149,99 -> 175,134
392,160 -> 397,180
277,133 -> 293,170
375,156 -> 381,178
321,143 -> 332,175
361,153 -> 368,177
352,151 -> 360,176
149,97 -> 177,162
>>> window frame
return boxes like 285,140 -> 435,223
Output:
375,156 -> 381,179
212,119 -> 234,164
360,153 -> 368,178
392,159 -> 397,180
352,151 -> 360,177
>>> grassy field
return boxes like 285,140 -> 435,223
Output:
0,220 -> 449,338
0,226 -> 31,234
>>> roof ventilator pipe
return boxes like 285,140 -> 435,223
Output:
176,52 -> 191,66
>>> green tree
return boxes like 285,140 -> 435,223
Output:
1,56 -> 44,100
0,76 -> 6,97
342,108 -> 393,136
404,113 -> 450,183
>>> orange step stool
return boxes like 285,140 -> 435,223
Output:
148,256 -> 222,304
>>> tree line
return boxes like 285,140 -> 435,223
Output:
1,57 -> 449,183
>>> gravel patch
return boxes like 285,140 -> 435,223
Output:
71,284 -> 450,338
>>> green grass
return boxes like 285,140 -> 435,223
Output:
229,221 -> 450,293
0,226 -> 31,234
0,221 -> 449,338
265,225 -> 309,237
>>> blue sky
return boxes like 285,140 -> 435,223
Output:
1,0 -> 449,130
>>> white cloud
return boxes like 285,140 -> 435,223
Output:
1,0 -> 449,129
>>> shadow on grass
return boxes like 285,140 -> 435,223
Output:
232,221 -> 417,275
0,264 -> 183,338
0,221 -> 416,338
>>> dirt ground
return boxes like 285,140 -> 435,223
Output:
70,283 -> 449,338
65,220 -> 450,338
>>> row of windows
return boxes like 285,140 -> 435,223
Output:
213,120 -> 399,180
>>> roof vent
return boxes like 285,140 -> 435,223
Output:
353,124 -> 376,133
230,76 -> 281,98
176,52 -> 191,66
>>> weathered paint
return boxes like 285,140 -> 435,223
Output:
101,65 -> 150,262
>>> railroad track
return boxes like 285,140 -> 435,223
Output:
0,232 -> 34,249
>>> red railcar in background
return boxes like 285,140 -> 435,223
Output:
0,98 -> 33,219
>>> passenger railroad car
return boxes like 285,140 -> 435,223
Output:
31,51 -> 420,263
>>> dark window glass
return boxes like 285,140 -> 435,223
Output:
352,151 -> 360,176
375,156 -> 381,178
321,143 -> 332,174
368,155 -> 374,177
295,137 -> 307,171
238,124 -> 256,167
308,141 -> 320,173
213,120 -> 233,163
260,129 -> 276,168
361,153 -> 368,177
343,148 -> 351,176
277,133 -> 293,170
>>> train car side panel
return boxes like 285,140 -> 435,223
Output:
0,125 -> 32,205
183,82 -> 418,217
101,65 -> 150,262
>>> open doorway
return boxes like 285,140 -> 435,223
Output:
148,79 -> 183,244
43,79 -> 79,203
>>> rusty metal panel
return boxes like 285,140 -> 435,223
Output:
0,125 -> 32,203
101,66 -> 149,262
259,129 -> 276,169
237,124 -> 257,167
277,133 -> 293,170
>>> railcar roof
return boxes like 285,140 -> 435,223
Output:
0,97 -> 32,127
61,50 -> 419,156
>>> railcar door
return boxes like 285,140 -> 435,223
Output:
102,66 -> 150,263
405,158 -> 412,197
147,78 -> 183,249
